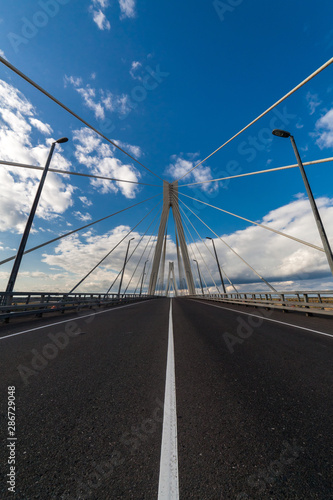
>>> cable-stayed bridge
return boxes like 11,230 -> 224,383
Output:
1,57 -> 333,499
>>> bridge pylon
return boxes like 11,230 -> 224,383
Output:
148,181 -> 196,295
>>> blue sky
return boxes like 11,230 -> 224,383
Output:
0,0 -> 333,293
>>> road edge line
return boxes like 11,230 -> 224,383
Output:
0,299 -> 156,341
190,299 -> 333,338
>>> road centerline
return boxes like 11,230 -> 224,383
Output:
158,298 -> 179,500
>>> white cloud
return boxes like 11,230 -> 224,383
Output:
130,61 -> 142,80
101,90 -> 131,116
0,49 -> 7,60
79,196 -> 93,206
2,194 -> 333,293
306,91 -> 322,115
64,75 -> 131,120
183,196 -> 333,289
0,79 -> 75,233
73,127 -> 141,198
31,196 -> 333,294
40,226 -> 149,292
29,118 -> 53,135
76,86 -> 105,119
87,0 -> 136,29
112,139 -> 142,158
89,0 -> 111,30
315,108 -> 333,149
73,211 -> 92,222
92,0 -> 109,7
119,0 -> 136,18
166,153 -> 218,193
91,9 -> 111,30
64,75 -> 83,88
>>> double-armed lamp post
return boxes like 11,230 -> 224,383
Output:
272,129 -> 333,278
4,138 -> 68,305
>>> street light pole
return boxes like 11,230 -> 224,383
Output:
206,237 -> 226,294
118,237 -> 134,297
193,259 -> 204,295
139,259 -> 148,296
272,129 -> 333,277
3,138 -> 68,304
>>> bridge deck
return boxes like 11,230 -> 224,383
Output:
0,298 -> 332,499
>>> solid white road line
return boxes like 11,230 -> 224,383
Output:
0,299 -> 155,342
191,300 -> 333,339
158,299 -> 179,500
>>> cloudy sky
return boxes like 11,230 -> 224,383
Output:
0,0 -> 333,294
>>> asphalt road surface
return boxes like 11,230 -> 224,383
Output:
0,297 -> 332,499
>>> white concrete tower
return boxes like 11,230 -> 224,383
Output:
148,181 -> 196,295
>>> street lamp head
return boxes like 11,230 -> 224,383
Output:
206,236 -> 212,240
272,129 -> 291,138
55,137 -> 69,144
193,259 -> 197,263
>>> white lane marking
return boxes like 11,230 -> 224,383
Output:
191,300 -> 333,339
0,299 -> 155,342
158,299 -> 179,500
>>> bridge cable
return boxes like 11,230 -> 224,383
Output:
178,203 -> 238,293
179,198 -> 277,292
0,161 -> 161,187
0,195 -> 160,267
179,193 -> 324,252
123,214 -> 161,294
158,231 -> 168,295
172,195 -> 214,293
141,229 -> 163,292
124,213 -> 162,295
104,204 -> 161,294
68,200 -> 161,293
107,205 -> 162,294
179,212 -> 211,293
0,56 -> 163,182
171,191 -> 216,292
176,57 -> 333,182
178,202 -> 230,294
176,217 -> 202,291
178,157 -> 333,188
181,216 -> 216,293
175,230 -> 186,295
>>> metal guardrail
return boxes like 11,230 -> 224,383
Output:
187,290 -> 333,318
0,292 -> 157,323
